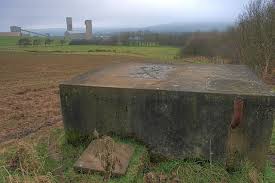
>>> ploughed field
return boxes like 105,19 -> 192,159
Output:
0,52 -> 274,182
0,53 -> 149,143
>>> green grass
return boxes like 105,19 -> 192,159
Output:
264,162 -> 275,182
266,119 -> 275,182
151,159 -> 272,183
0,129 -> 149,183
270,120 -> 275,154
0,36 -> 20,47
0,36 -> 180,60
23,45 -> 180,60
1,128 -> 274,182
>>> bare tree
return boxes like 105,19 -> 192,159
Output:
236,0 -> 273,76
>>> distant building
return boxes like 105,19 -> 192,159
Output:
64,17 -> 93,40
10,26 -> 21,32
85,20 -> 92,40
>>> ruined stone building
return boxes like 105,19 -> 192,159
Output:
64,17 -> 92,40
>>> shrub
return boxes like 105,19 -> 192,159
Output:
180,0 -> 273,76
18,38 -> 32,46
235,0 -> 273,76
69,39 -> 95,45
32,39 -> 42,46
44,38 -> 54,46
180,31 -> 235,59
59,39 -> 67,46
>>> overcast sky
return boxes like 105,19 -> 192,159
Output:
0,0 -> 250,31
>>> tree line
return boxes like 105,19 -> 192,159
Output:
180,0 -> 273,77
18,37 -> 67,47
69,32 -> 192,47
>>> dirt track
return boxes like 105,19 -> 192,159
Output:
0,53 -> 149,143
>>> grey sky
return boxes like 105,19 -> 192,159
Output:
0,0 -> 250,31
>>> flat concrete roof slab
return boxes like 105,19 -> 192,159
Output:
62,63 -> 274,96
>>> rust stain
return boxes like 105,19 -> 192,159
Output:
230,98 -> 244,129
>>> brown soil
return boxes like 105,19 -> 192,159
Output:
0,52 -> 149,143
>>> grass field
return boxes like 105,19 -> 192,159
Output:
1,128 -> 273,183
0,36 -> 19,47
0,36 -> 180,60
0,129 -> 149,183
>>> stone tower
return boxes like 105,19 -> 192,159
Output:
85,20 -> 92,40
66,17 -> 72,31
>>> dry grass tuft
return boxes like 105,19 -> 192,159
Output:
6,174 -> 54,183
143,172 -> 180,183
94,136 -> 121,182
248,168 -> 261,183
6,141 -> 43,175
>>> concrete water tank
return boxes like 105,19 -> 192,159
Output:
60,63 -> 274,169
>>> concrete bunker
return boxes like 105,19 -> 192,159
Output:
59,63 -> 274,169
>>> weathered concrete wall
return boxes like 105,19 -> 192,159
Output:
60,84 -> 274,168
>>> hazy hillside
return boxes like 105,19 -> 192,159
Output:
29,22 -> 232,36
145,22 -> 232,32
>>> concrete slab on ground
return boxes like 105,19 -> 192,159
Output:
74,137 -> 134,176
